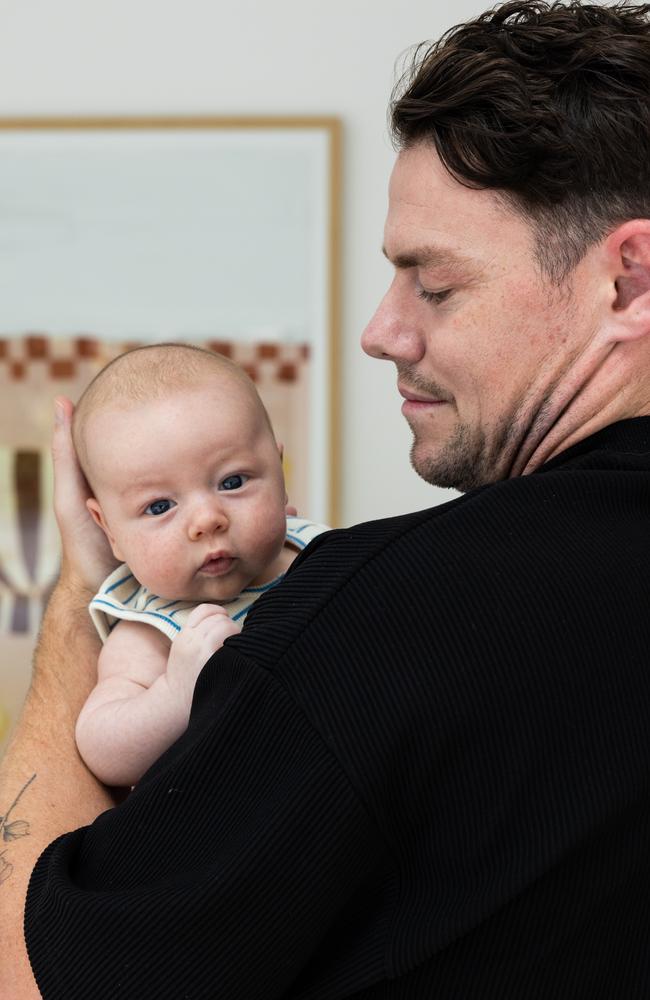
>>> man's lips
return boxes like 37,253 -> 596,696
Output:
398,383 -> 450,413
199,553 -> 235,576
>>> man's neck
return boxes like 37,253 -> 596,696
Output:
511,338 -> 650,477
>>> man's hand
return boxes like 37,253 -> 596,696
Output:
53,395 -> 117,591
0,399 -> 123,998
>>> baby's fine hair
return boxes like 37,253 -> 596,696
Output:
73,342 -> 273,477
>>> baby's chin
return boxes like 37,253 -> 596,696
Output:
179,583 -> 248,606
139,568 -> 255,605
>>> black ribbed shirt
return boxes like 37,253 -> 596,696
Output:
25,418 -> 650,997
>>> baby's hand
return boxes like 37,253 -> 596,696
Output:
166,604 -> 241,700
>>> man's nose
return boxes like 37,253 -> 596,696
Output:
188,497 -> 228,541
361,278 -> 425,364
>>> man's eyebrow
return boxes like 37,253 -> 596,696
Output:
382,244 -> 474,272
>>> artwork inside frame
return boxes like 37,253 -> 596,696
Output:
0,116 -> 341,751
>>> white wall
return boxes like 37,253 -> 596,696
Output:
0,0 -> 491,525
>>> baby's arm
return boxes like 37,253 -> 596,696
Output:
76,605 -> 240,786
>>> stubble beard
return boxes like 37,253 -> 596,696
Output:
400,369 -> 524,492
410,420 -> 482,492
411,421 -> 511,492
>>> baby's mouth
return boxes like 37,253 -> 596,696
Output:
200,553 -> 235,576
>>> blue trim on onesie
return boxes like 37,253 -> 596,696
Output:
286,534 -> 308,549
242,575 -> 284,594
106,573 -> 134,594
91,598 -> 182,632
156,600 -> 180,612
123,584 -> 142,606
232,603 -> 254,623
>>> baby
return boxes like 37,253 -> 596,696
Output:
73,343 -> 328,786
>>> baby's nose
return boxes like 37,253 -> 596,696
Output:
188,499 -> 228,540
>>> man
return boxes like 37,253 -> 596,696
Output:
3,1 -> 650,996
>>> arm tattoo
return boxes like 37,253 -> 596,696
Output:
0,773 -> 36,886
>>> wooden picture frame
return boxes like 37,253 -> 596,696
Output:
0,115 -> 341,524
0,116 -> 341,751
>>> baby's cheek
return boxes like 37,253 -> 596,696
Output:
256,515 -> 287,562
131,542 -> 185,597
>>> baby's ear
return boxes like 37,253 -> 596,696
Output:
86,498 -> 124,561
275,442 -> 293,511
86,497 -> 107,531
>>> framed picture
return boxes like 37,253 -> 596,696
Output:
0,116 -> 341,750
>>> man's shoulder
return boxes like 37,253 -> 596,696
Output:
305,425 -> 650,567
232,485 -> 497,648
234,447 -> 650,670
284,463 -> 586,570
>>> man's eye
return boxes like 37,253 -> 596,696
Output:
219,474 -> 248,491
417,287 -> 452,305
145,498 -> 176,516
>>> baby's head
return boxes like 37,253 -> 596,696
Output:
73,343 -> 289,603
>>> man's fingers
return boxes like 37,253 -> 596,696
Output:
51,395 -> 117,588
52,396 -> 90,509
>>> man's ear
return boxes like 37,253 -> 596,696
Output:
605,220 -> 650,342
86,498 -> 124,562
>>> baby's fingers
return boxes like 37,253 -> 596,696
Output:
184,603 -> 230,629
203,616 -> 241,644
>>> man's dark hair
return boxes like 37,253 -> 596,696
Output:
390,1 -> 650,282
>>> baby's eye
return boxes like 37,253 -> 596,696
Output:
219,474 -> 248,491
145,498 -> 176,516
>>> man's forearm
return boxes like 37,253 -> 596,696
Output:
0,579 -> 117,999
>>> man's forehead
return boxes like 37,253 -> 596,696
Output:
385,161 -> 479,264
389,143 -> 458,190
384,146 -> 532,272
